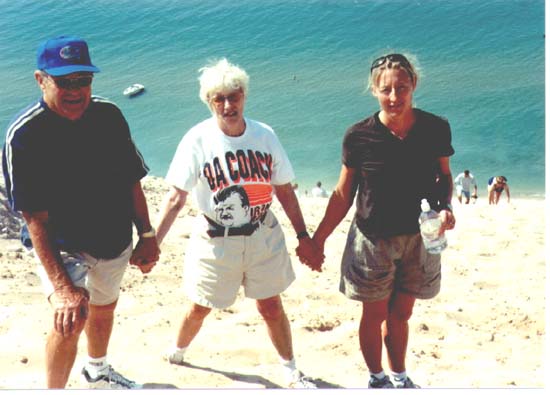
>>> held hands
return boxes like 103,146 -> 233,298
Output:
50,285 -> 89,337
296,236 -> 325,272
130,237 -> 161,274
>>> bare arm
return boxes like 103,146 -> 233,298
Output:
437,157 -> 455,231
23,211 -> 72,290
129,181 -> 160,273
274,182 -> 324,272
313,165 -> 358,249
131,181 -> 155,234
22,210 -> 89,336
488,182 -> 496,204
155,186 -> 188,246
274,183 -> 308,235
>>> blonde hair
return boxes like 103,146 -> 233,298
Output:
367,52 -> 420,92
198,58 -> 249,106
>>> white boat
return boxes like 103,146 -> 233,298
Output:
123,83 -> 145,97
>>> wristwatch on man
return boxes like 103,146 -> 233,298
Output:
139,227 -> 156,238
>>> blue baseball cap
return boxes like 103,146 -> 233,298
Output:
37,35 -> 100,76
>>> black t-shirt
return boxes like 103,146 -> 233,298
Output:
3,96 -> 148,258
342,109 -> 454,239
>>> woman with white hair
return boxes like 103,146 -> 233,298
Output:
155,59 -> 319,388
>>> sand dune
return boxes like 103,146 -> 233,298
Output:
0,176 -> 545,392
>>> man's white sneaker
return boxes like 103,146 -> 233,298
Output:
288,370 -> 317,389
82,365 -> 142,389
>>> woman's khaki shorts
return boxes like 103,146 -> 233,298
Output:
340,219 -> 441,302
183,211 -> 295,309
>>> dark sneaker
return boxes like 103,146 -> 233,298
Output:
394,376 -> 421,389
368,374 -> 394,388
82,365 -> 142,389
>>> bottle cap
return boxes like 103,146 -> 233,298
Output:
420,198 -> 430,212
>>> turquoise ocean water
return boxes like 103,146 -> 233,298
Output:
0,0 -> 545,197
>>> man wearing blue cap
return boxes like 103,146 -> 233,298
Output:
2,36 -> 160,389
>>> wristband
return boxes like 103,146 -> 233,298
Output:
443,203 -> 453,212
139,228 -> 156,238
296,230 -> 309,240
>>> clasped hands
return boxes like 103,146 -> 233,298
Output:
296,236 -> 325,272
130,237 -> 161,274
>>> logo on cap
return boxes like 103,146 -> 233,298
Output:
59,45 -> 81,61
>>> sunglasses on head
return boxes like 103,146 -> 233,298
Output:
370,53 -> 412,73
47,74 -> 93,90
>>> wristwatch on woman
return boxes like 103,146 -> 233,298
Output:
296,230 -> 310,240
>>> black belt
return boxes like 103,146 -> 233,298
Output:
204,216 -> 260,238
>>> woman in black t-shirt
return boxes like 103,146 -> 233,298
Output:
297,53 -> 456,389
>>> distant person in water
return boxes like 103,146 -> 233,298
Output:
487,176 -> 510,204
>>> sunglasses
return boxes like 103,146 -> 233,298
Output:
48,75 -> 93,90
370,54 -> 413,74
210,91 -> 242,105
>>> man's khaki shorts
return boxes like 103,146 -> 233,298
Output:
36,243 -> 133,306
340,219 -> 441,302
183,211 -> 295,309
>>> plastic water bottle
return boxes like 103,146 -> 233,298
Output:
418,199 -> 447,254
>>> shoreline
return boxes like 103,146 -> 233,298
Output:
144,173 -> 546,201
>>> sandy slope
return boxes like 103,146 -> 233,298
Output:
0,176 -> 545,391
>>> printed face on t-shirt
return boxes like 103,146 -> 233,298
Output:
215,192 -> 250,227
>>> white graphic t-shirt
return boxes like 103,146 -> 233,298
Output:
165,117 -> 295,227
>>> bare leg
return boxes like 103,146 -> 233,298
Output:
85,301 -> 117,358
359,299 -> 389,373
176,303 -> 212,348
45,328 -> 83,388
256,295 -> 293,361
383,292 -> 416,373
